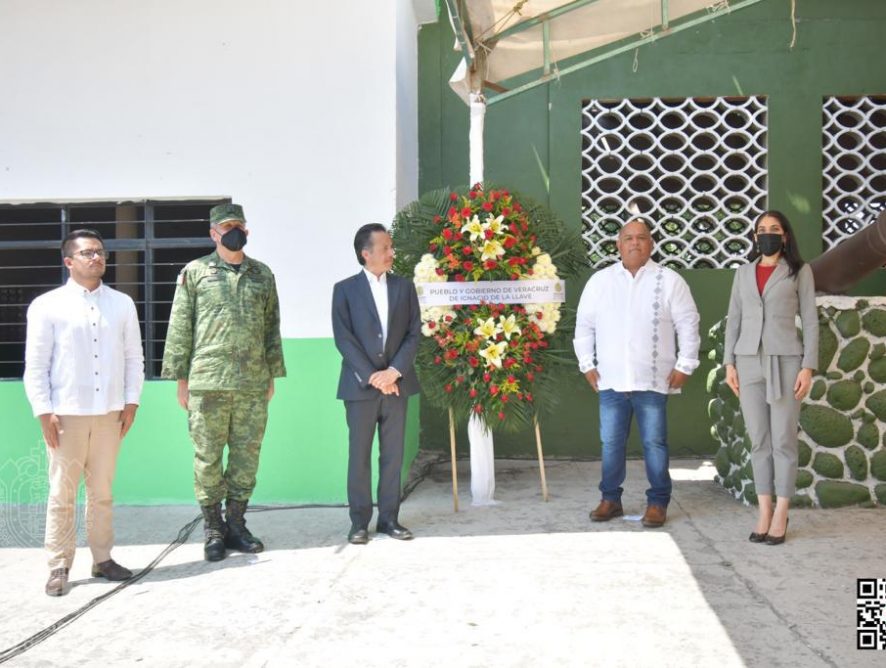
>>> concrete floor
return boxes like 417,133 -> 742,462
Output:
0,457 -> 883,668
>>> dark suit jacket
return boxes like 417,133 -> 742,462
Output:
722,258 -> 818,370
332,271 -> 421,401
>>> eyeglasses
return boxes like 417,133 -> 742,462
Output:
73,249 -> 110,260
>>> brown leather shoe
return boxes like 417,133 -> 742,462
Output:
45,568 -> 69,597
590,500 -> 624,522
642,504 -> 667,528
91,559 -> 133,581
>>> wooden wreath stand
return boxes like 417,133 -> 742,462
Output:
447,407 -> 549,512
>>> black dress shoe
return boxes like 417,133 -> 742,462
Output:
375,521 -> 414,541
348,527 -> 369,544
765,518 -> 789,546
748,532 -> 768,543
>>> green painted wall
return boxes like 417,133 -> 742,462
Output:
0,338 -> 420,505
417,0 -> 886,457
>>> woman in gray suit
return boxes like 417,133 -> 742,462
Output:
723,210 -> 818,545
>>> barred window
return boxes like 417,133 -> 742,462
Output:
822,95 -> 886,250
0,199 -> 225,379
581,96 -> 768,268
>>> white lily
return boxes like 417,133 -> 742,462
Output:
483,214 -> 505,236
480,239 -> 505,261
498,314 -> 522,340
479,340 -> 508,369
473,317 -> 501,340
461,215 -> 485,242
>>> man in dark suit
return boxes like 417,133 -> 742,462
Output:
332,223 -> 421,545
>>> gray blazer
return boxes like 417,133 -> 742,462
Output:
332,271 -> 421,401
722,258 -> 818,370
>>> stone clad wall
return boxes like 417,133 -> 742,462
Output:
708,297 -> 886,508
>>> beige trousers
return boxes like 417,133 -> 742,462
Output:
44,412 -> 122,571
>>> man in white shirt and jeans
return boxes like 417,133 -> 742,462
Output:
574,219 -> 700,528
24,229 -> 144,596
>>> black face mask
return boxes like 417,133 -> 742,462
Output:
757,233 -> 783,257
220,227 -> 247,251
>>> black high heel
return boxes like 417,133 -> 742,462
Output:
748,531 -> 768,543
765,518 -> 789,546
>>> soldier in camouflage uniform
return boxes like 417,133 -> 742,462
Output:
162,203 -> 286,561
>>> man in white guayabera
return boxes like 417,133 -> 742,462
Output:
24,229 -> 144,597
573,219 -> 700,529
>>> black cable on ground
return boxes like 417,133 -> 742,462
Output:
0,503 -> 347,664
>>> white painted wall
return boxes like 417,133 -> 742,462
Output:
0,0 -> 424,338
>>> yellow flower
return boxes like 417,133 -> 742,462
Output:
480,239 -> 505,261
461,215 -> 485,242
483,214 -> 505,236
479,340 -> 508,369
498,314 -> 522,340
473,317 -> 501,340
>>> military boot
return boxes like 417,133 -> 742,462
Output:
200,503 -> 227,562
224,498 -> 264,553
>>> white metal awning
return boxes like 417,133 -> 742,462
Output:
445,0 -> 767,105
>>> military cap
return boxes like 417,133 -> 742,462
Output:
210,203 -> 246,225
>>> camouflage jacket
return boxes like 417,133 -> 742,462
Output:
161,251 -> 286,390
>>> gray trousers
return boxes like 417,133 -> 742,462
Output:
736,352 -> 803,498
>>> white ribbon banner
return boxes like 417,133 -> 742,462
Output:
415,280 -> 565,306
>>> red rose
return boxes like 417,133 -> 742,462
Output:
469,304 -> 478,311
461,207 -> 472,217
446,349 -> 458,360
498,411 -> 506,421
483,372 -> 491,383
444,315 -> 453,322
456,375 -> 465,384
514,203 -> 523,212
454,273 -> 465,282
490,385 -> 499,396
463,261 -> 474,271
484,261 -> 497,270
442,228 -> 453,241
428,321 -> 436,329
434,356 -> 442,365
525,393 -> 533,402
468,356 -> 479,368
501,207 -> 511,216
444,384 -> 453,393
510,273 -> 520,280
482,201 -> 493,211
509,339 -> 519,348
484,229 -> 494,239
469,388 -> 478,398
433,215 -> 442,223
469,191 -> 477,199
507,375 -> 516,383
450,192 -> 458,201
491,191 -> 500,201
536,311 -> 544,319
501,394 -> 509,403
435,268 -> 445,276
454,231 -> 463,241
429,243 -> 438,252
443,246 -> 452,255
447,206 -> 457,217
503,236 -> 517,249
474,404 -> 483,414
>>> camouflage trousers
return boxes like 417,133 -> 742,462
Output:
187,390 -> 269,505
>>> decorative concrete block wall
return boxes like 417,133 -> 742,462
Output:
707,297 -> 886,508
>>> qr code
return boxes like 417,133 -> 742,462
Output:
857,579 -> 886,650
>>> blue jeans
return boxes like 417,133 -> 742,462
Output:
598,390 -> 671,508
